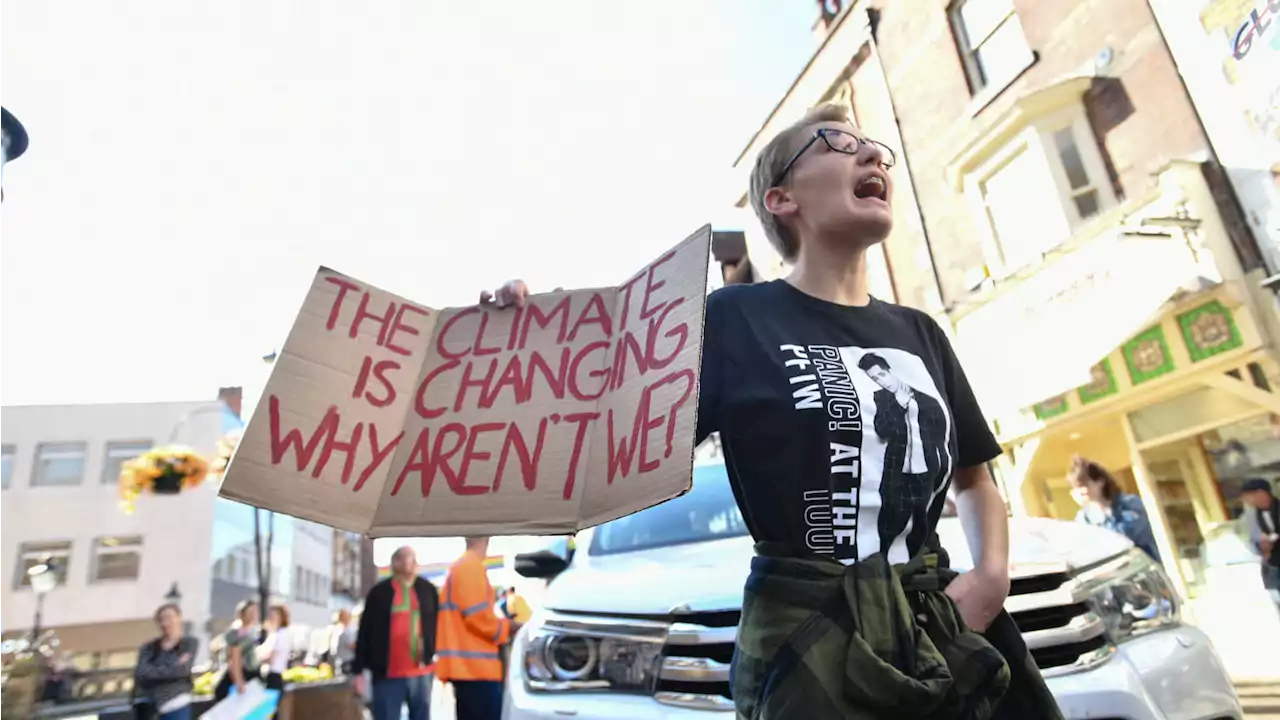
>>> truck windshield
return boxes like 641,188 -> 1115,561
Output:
589,463 -> 748,555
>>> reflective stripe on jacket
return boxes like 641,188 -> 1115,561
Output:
435,550 -> 511,682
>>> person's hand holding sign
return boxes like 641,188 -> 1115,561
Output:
479,280 -> 562,309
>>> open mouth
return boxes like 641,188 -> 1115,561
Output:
854,174 -> 888,203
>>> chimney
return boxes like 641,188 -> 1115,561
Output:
217,386 -> 243,419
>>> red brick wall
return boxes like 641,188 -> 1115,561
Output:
870,0 -> 1209,306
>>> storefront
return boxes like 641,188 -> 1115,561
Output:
954,159 -> 1280,598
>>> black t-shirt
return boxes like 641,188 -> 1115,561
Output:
696,280 -> 1002,564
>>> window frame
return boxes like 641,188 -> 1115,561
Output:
963,107 -> 1117,279
100,440 -> 154,485
14,540 -> 73,590
90,535 -> 144,583
1,444 -> 15,490
31,441 -> 89,488
949,0 -> 1035,97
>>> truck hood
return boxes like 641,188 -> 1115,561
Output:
543,517 -> 1132,616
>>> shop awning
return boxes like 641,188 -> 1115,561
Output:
954,229 -> 1215,418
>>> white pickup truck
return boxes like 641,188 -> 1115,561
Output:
505,461 -> 1244,720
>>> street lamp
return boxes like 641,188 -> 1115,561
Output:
2,106 -> 30,202
27,561 -> 57,643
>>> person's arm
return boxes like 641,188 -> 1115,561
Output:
455,563 -> 511,646
227,644 -> 247,691
694,291 -> 725,446
135,640 -> 196,683
927,316 -> 1009,630
954,463 -> 1011,578
256,633 -> 275,663
352,588 -> 378,676
1114,495 -> 1157,547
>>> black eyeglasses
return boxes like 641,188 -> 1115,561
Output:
773,128 -> 896,186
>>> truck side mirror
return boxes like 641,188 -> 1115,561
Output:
514,537 -> 574,579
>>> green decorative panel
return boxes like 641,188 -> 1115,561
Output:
1034,395 -> 1070,421
1078,359 -> 1118,405
1123,326 -> 1176,386
1179,300 -> 1242,362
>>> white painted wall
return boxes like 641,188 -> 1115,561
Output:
290,519 -> 335,630
1,401 -> 223,649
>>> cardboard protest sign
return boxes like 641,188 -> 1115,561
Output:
220,226 -> 712,536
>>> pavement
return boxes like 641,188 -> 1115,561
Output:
1238,680 -> 1280,719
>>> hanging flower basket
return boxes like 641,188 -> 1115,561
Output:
209,428 -> 243,481
118,445 -> 210,514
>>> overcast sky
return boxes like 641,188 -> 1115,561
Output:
2,1 -> 813,409
3,1 -> 814,563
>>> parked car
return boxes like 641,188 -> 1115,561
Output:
506,460 -> 1244,720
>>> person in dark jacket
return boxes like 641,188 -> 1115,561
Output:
1241,477 -> 1280,612
133,603 -> 198,720
354,546 -> 439,720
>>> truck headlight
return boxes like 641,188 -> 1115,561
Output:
522,617 -> 667,694
1084,549 -> 1180,644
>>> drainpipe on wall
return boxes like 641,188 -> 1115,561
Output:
866,7 -> 948,314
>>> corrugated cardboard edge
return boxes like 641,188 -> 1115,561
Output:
572,223 -> 713,531
217,265 -> 382,537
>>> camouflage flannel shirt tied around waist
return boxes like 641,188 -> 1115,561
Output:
731,543 -> 1063,720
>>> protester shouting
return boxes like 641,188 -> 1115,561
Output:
436,537 -> 517,720
133,603 -> 198,720
481,104 -> 1061,718
354,546 -> 438,720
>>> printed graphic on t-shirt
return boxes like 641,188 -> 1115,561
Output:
781,344 -> 954,564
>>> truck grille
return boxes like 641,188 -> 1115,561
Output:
654,570 -> 1111,709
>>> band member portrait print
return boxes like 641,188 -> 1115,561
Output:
856,350 -> 950,556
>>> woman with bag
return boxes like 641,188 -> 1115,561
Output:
133,603 -> 198,720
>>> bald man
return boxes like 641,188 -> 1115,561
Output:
354,546 -> 440,720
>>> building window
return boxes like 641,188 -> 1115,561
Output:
92,536 -> 143,582
15,541 -> 72,589
101,441 -> 153,485
1051,127 -> 1101,221
977,145 -> 1066,273
31,442 -> 88,487
950,0 -> 1033,94
961,105 -> 1116,279
2,445 -> 14,489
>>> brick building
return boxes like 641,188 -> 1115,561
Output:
728,0 -> 1280,603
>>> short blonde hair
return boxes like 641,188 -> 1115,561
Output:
748,103 -> 852,261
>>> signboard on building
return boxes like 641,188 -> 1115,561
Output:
1149,0 -> 1280,265
220,227 -> 711,538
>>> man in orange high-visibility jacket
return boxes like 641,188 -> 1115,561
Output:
437,536 -> 518,720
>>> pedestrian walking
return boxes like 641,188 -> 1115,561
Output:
353,546 -> 438,720
1068,455 -> 1161,562
133,603 -> 198,720
330,608 -> 358,675
1241,477 -> 1280,612
214,600 -> 261,702
480,102 -> 1062,718
436,537 -> 517,720
259,604 -> 292,693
